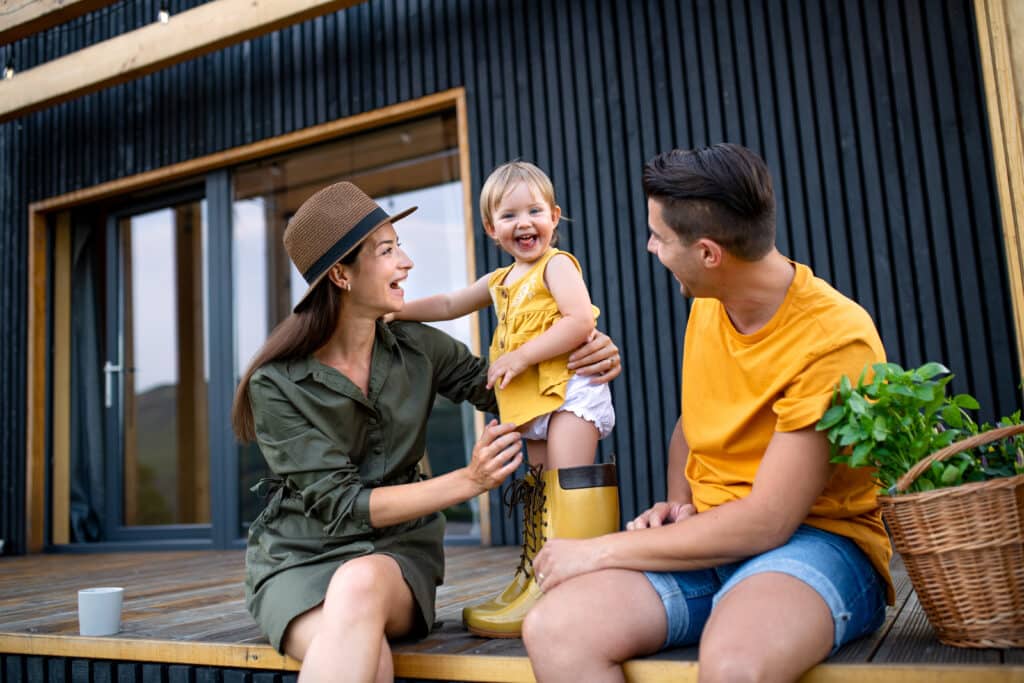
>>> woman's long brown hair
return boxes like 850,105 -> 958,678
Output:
231,247 -> 359,443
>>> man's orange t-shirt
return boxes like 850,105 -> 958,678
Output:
682,262 -> 894,602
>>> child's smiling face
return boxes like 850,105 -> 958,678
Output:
485,181 -> 561,264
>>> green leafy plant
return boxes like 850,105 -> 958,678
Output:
816,362 -> 1024,494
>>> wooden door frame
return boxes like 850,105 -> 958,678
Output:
25,87 -> 482,552
974,0 -> 1024,380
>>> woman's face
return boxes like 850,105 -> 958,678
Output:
345,223 -> 414,314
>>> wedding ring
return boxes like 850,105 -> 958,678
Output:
537,572 -> 545,582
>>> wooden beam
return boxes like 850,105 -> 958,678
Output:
30,89 -> 464,213
0,0 -> 364,124
0,0 -> 118,44
0,635 -> 1020,683
974,0 -> 1024,380
51,212 -> 72,545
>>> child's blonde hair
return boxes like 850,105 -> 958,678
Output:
479,161 -> 559,235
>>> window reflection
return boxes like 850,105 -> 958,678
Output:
232,111 -> 478,538
122,200 -> 210,526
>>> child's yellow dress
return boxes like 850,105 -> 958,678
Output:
487,248 -> 601,428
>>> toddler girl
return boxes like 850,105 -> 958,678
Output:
396,161 -> 619,637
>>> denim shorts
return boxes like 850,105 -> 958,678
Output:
643,524 -> 886,653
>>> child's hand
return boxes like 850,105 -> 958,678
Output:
487,351 -> 528,390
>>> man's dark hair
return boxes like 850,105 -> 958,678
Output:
642,143 -> 776,260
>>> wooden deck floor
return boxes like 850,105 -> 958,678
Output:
0,548 -> 1021,682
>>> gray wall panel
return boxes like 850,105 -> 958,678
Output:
0,0 -> 1018,553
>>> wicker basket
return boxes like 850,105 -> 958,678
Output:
877,423 -> 1024,648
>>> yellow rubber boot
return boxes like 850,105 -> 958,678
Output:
461,466 -> 544,619
463,463 -> 620,638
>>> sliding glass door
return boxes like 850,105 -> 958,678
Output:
101,191 -> 212,541
58,105 -> 477,549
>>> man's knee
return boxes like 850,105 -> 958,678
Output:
698,651 -> 771,683
522,594 -> 570,652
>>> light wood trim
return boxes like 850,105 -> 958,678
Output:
26,210 -> 48,553
51,213 -> 72,545
174,202 -> 210,524
0,635 -> 1020,682
0,0 -> 364,124
0,0 -> 118,44
25,89 -> 466,549
455,89 -> 491,546
974,0 -> 1024,379
29,89 -> 465,214
0,633 -> 299,671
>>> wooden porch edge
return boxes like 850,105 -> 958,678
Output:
2,634 -> 1021,682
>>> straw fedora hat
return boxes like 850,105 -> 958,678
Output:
284,181 -> 416,312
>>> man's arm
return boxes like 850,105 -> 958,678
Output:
394,273 -> 492,322
534,427 -> 833,585
628,417 -> 693,529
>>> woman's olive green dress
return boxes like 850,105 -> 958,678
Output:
245,321 -> 497,652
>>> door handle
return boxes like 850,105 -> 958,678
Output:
103,361 -> 122,408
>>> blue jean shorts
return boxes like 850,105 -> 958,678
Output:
643,525 -> 886,653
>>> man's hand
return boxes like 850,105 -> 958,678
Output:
567,330 -> 622,383
532,537 -> 606,593
626,501 -> 696,530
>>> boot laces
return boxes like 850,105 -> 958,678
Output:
503,463 -> 546,579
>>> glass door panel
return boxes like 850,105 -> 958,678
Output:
112,199 -> 210,529
231,110 -> 479,538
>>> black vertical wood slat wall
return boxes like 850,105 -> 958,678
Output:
0,0 -> 1019,554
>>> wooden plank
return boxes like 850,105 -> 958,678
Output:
51,213 -> 72,545
0,548 -> 1022,681
974,0 -> 1024,381
830,556 -> 915,663
0,0 -> 366,124
0,0 -> 118,44
871,590 -> 1001,665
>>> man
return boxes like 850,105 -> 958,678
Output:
523,144 -> 893,682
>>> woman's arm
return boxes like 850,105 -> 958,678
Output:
367,420 -> 522,527
394,273 -> 492,322
488,254 -> 596,389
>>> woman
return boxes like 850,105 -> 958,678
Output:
231,181 -> 621,682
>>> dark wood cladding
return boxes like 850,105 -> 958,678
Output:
0,0 -> 1018,552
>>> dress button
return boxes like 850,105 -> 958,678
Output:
499,341 -> 504,350
502,290 -> 508,298
501,313 -> 506,322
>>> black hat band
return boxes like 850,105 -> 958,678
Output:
302,206 -> 390,284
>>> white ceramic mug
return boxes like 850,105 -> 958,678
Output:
78,587 -> 124,636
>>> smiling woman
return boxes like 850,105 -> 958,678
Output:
230,111 -> 482,537
229,179 -> 528,680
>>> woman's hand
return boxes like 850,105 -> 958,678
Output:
532,537 -> 605,592
487,350 -> 528,390
567,330 -> 622,383
626,501 -> 696,530
466,419 -> 523,492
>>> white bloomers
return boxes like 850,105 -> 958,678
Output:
518,373 -> 615,440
